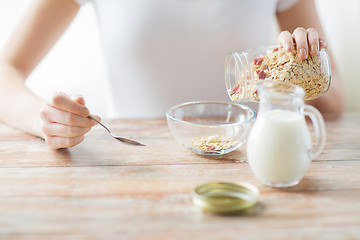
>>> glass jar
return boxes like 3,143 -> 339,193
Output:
246,81 -> 326,187
224,45 -> 331,103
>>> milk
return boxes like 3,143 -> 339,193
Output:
247,109 -> 312,187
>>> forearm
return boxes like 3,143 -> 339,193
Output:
0,63 -> 44,138
0,0 -> 86,147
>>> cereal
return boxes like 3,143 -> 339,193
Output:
229,47 -> 330,101
191,135 -> 239,151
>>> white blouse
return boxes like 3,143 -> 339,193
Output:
74,0 -> 299,118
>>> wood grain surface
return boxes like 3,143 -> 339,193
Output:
0,113 -> 359,239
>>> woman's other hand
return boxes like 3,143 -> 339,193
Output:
278,27 -> 327,59
40,92 -> 100,149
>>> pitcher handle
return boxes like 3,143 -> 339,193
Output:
304,105 -> 326,159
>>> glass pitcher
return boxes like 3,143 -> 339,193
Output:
246,81 -> 326,187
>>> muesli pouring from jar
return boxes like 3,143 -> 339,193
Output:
225,45 -> 331,103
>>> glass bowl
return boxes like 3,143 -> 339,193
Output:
166,101 -> 256,155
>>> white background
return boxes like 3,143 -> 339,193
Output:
0,0 -> 359,117
0,1 -> 109,116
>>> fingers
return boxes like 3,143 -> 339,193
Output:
41,121 -> 92,138
41,105 -> 96,127
319,37 -> 328,49
292,27 -> 308,59
306,28 -> 319,56
89,114 -> 101,122
47,92 -> 89,117
278,27 -> 327,60
278,30 -> 294,52
71,94 -> 86,106
45,135 -> 86,149
40,92 -> 101,149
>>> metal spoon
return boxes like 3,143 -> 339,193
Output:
88,115 -> 145,146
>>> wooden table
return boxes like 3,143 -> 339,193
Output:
0,113 -> 359,239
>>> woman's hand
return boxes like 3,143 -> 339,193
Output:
278,27 -> 327,59
40,92 -> 100,149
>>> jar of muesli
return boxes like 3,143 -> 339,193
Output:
224,45 -> 331,102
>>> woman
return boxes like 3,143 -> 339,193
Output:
0,0 -> 345,149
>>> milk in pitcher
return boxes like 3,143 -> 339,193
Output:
247,109 -> 312,186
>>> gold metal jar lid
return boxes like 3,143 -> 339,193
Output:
192,182 -> 259,214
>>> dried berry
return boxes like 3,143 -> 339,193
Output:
256,70 -> 266,79
254,57 -> 264,65
230,84 -> 239,96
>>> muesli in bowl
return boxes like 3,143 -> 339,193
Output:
166,101 -> 255,155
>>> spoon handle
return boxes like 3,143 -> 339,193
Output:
88,115 -> 111,134
88,115 -> 145,146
